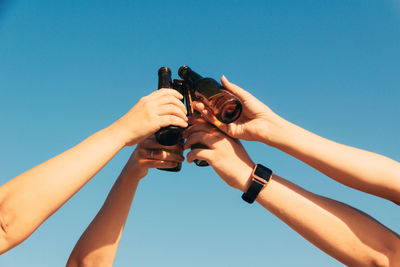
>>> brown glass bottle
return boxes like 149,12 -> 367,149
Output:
178,65 -> 242,124
155,67 -> 183,172
182,79 -> 209,167
155,67 -> 183,146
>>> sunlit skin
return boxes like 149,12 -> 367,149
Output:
0,89 -> 188,254
66,136 -> 184,267
183,123 -> 400,267
194,75 -> 400,204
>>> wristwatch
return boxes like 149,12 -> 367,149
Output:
242,164 -> 273,204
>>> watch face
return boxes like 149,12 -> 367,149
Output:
254,164 -> 272,182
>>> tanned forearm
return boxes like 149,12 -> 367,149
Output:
66,174 -> 139,267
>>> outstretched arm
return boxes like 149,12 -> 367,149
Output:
194,76 -> 400,203
184,123 -> 400,267
0,89 -> 188,254
67,137 -> 184,267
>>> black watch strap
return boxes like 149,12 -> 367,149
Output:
241,179 -> 264,204
241,164 -> 273,204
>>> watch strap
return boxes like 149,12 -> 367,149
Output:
241,164 -> 272,204
241,179 -> 265,204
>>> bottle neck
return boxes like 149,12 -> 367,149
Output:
158,72 -> 173,89
182,69 -> 203,87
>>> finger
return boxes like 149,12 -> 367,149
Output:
191,101 -> 206,114
136,135 -> 158,148
156,88 -> 184,100
186,149 -> 213,164
159,115 -> 188,129
182,122 -> 216,139
193,105 -> 229,134
220,75 -> 251,101
184,131 -> 221,149
139,159 -> 180,169
156,93 -> 187,114
157,104 -> 188,122
188,114 -> 206,125
138,148 -> 184,162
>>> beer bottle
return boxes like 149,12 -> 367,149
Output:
178,65 -> 242,124
182,79 -> 209,167
155,67 -> 183,146
155,67 -> 183,172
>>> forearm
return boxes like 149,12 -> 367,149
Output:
264,117 -> 400,202
251,174 -> 400,266
0,125 -> 125,253
67,174 -> 139,267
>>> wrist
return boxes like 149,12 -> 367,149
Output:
105,121 -> 135,147
235,165 -> 255,192
120,163 -> 148,181
119,167 -> 146,183
96,125 -> 127,150
258,115 -> 293,148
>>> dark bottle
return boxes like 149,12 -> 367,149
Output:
178,65 -> 242,124
155,67 -> 183,172
155,67 -> 183,146
182,79 -> 209,167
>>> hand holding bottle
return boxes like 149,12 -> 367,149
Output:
193,76 -> 283,145
121,135 -> 185,180
110,89 -> 188,147
184,122 -> 254,191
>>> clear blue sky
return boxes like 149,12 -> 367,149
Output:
1,1 -> 399,266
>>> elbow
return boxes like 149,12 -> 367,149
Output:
0,210 -> 13,254
368,244 -> 400,267
368,254 -> 390,267
387,245 -> 400,267
67,254 -> 113,267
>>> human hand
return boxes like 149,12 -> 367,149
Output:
110,89 -> 188,146
183,122 -> 254,191
120,135 -> 185,180
193,76 -> 282,145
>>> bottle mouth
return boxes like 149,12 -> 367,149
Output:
158,66 -> 171,76
178,65 -> 190,78
217,99 -> 242,124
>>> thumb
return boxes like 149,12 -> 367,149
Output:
195,104 -> 230,134
221,75 -> 251,101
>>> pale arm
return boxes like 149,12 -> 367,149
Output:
266,118 -> 400,204
0,126 -> 124,254
0,89 -> 188,254
194,76 -> 400,203
184,123 -> 400,267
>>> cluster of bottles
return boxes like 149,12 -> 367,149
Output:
155,66 -> 243,172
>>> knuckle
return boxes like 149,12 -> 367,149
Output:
167,116 -> 175,125
160,89 -> 171,95
137,148 -> 147,157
